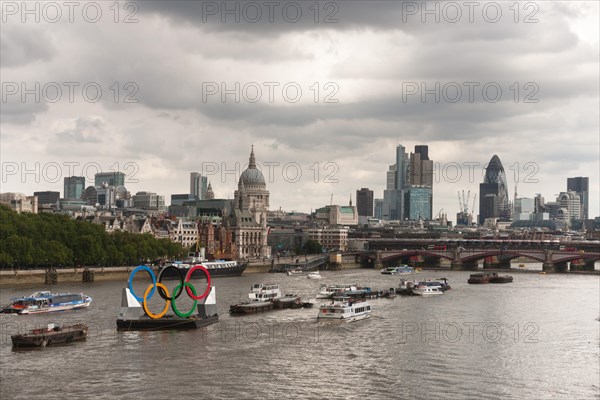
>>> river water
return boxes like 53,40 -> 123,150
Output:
1,267 -> 598,400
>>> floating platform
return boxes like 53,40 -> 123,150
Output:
116,285 -> 219,331
117,315 -> 218,331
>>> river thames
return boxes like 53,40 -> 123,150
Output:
1,267 -> 598,400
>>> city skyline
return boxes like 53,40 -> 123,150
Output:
1,2 -> 598,218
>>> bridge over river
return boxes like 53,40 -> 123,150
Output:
352,248 -> 600,273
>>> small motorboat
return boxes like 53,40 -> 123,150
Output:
307,271 -> 322,280
286,269 -> 303,276
12,323 -> 88,348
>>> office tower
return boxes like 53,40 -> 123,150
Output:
33,191 -> 60,205
383,144 -> 434,221
478,155 -> 510,225
567,177 -> 588,219
94,172 -> 125,187
64,176 -> 85,199
356,188 -> 374,217
190,172 -> 209,200
374,199 -> 383,219
404,187 -> 432,220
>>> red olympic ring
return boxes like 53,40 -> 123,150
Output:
185,265 -> 212,300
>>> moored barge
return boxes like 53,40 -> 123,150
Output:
12,323 -> 88,348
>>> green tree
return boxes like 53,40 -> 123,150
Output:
303,240 -> 323,254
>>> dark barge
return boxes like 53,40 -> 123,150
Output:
12,324 -> 88,348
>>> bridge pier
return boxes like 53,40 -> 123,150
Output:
451,260 -> 478,270
542,250 -> 555,273
483,261 -> 497,269
583,260 -> 597,271
374,251 -> 383,269
554,262 -> 568,273
425,257 -> 442,268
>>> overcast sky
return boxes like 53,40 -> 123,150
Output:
1,1 -> 598,219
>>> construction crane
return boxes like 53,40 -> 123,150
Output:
471,193 -> 476,215
457,190 -> 471,214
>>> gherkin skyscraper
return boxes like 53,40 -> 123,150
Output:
479,155 -> 511,225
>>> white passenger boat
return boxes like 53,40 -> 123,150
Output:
412,285 -> 444,296
307,271 -> 322,280
317,297 -> 372,322
316,284 -> 357,299
248,283 -> 282,302
1,291 -> 92,314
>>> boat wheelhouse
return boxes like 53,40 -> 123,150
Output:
317,297 -> 372,322
467,273 -> 491,284
1,291 -> 92,315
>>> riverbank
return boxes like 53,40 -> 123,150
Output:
0,262 -> 366,287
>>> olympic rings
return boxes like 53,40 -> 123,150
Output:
185,265 -> 212,300
128,265 -> 156,302
156,265 -> 185,301
142,283 -> 170,319
127,264 -> 212,319
171,282 -> 198,318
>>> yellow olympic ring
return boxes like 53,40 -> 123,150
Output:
142,283 -> 170,319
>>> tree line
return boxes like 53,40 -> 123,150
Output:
0,206 -> 185,269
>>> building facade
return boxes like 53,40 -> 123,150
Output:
383,144 -> 433,221
33,191 -> 60,205
315,205 -> 358,226
227,147 -> 271,259
132,191 -> 165,210
64,176 -> 85,199
307,228 -> 349,251
190,172 -> 208,200
478,155 -> 510,225
94,172 -> 125,187
356,188 -> 374,217
567,177 -> 588,220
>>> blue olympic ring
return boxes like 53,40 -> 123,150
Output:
128,265 -> 156,302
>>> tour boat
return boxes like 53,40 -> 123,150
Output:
412,285 -> 444,296
316,284 -> 358,299
1,291 -> 92,315
248,283 -> 282,302
381,265 -> 418,275
307,271 -> 322,279
11,323 -> 88,348
317,297 -> 372,322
